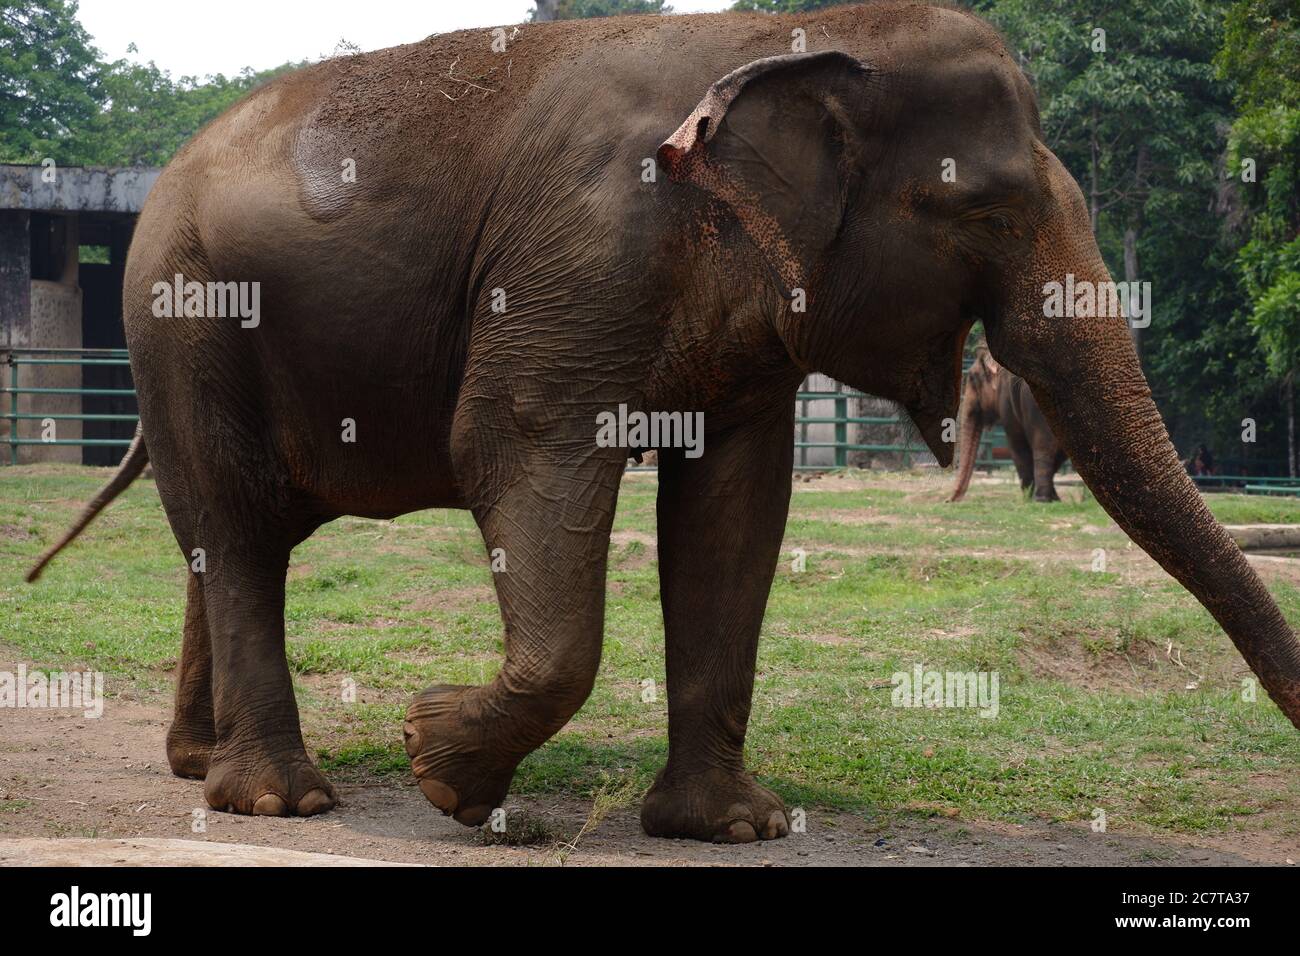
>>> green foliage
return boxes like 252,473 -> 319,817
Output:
73,56 -> 301,167
1239,237 -> 1300,377
1009,0 -> 1224,207
0,0 -> 302,167
730,0 -> 854,11
971,0 -> 1290,468
1219,0 -> 1300,108
531,0 -> 670,20
0,0 -> 101,162
1219,0 -> 1300,382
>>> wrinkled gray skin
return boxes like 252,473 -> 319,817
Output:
27,4 -> 1300,843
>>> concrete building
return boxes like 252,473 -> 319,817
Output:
1,163 -> 158,464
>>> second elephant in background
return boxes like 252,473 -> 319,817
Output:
950,348 -> 1068,503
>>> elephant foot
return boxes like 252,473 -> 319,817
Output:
203,742 -> 337,816
165,725 -> 214,780
640,766 -> 790,843
404,684 -> 517,827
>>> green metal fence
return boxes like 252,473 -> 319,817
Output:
792,358 -> 1015,470
3,348 -> 136,465
1194,475 -> 1300,496
5,350 -> 1297,494
793,385 -> 1009,470
6,350 -> 989,471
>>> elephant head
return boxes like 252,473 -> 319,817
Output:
948,347 -> 1002,503
658,34 -> 1300,727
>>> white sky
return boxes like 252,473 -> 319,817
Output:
76,0 -> 737,80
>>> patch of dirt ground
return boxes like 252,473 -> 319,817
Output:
1,649 -> 1290,866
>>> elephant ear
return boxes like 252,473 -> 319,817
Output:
657,51 -> 872,295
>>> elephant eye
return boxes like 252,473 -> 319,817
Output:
991,214 -> 1010,232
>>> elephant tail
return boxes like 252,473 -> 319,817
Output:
948,396 -> 984,503
26,422 -> 149,583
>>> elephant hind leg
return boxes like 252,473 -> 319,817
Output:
165,573 -> 216,779
1033,446 -> 1062,502
155,477 -> 335,817
197,526 -> 336,817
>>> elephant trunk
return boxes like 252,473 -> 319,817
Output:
948,382 -> 984,502
1028,344 -> 1300,727
989,154 -> 1300,727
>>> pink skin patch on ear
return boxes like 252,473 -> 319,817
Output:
658,120 -> 806,295
657,51 -> 870,300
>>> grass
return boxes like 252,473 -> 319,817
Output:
3,463 -> 1300,840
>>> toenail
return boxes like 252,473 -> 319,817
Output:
720,820 -> 758,843
454,803 -> 493,827
762,810 -> 789,839
296,788 -> 334,816
418,778 -> 458,815
252,793 -> 288,815
402,721 -> 421,756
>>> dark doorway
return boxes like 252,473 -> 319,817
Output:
79,218 -> 137,466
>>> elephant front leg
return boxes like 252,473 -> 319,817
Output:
641,409 -> 794,843
404,441 -> 623,826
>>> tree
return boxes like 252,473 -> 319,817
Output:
986,0 -> 1227,364
530,0 -> 670,20
731,0 -> 852,10
1219,0 -> 1300,474
0,0 -> 303,168
982,0 -> 1291,471
72,54 -> 300,167
0,0 -> 102,163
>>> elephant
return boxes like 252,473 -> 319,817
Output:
948,346 -> 1067,502
25,3 -> 1300,843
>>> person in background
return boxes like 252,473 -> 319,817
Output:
1186,444 -> 1216,476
